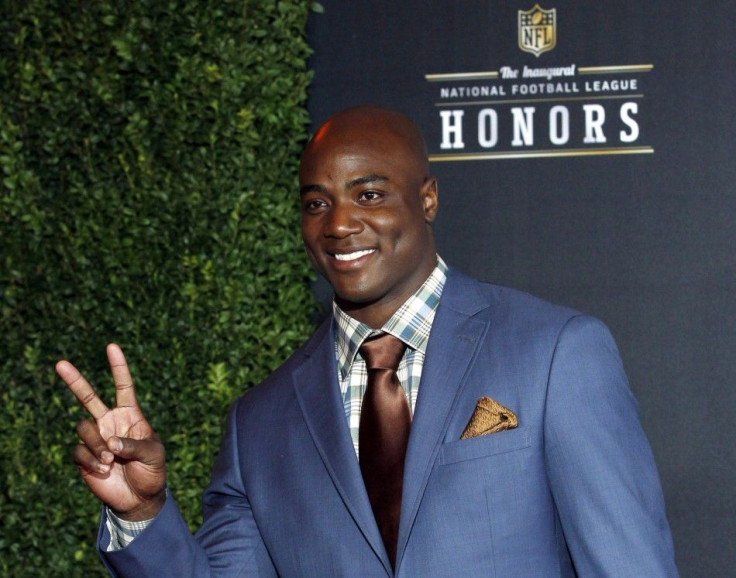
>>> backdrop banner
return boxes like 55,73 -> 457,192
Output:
307,2 -> 735,575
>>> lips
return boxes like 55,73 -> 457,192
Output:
332,249 -> 376,262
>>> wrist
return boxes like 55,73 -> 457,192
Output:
111,489 -> 167,522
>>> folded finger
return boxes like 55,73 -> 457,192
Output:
73,442 -> 112,475
76,419 -> 114,464
57,360 -> 109,420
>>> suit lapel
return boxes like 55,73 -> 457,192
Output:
397,270 -> 490,566
291,320 -> 392,573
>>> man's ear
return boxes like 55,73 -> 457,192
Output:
421,177 -> 439,223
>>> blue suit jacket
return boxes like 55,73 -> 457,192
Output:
100,268 -> 677,576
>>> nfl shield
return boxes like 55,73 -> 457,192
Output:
518,4 -> 557,57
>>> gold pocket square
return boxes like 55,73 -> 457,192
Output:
460,396 -> 518,440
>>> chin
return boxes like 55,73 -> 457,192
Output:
334,291 -> 376,307
333,286 -> 383,308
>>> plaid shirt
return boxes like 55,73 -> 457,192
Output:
333,256 -> 447,456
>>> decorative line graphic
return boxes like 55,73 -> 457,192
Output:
578,65 -> 654,74
426,72 -> 500,82
430,146 -> 654,162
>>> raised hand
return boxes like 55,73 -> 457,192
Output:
57,343 -> 166,521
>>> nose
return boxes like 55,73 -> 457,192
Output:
324,201 -> 363,238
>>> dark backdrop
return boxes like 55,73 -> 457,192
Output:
306,2 -> 735,576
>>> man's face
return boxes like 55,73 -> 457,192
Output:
299,111 -> 438,327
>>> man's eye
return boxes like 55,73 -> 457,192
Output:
303,199 -> 326,212
359,191 -> 381,202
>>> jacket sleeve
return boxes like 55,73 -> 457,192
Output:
98,403 -> 277,577
544,315 -> 678,576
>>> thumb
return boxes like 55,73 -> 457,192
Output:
107,435 -> 165,468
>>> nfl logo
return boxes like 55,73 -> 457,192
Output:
518,4 -> 557,57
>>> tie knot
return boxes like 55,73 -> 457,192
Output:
359,333 -> 406,372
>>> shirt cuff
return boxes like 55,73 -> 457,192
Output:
105,491 -> 166,551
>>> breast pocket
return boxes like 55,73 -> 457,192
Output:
438,426 -> 532,466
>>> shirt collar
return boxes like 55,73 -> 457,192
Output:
333,256 -> 448,380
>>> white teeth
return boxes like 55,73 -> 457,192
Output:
334,249 -> 375,261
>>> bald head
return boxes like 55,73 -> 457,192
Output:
301,106 -> 430,180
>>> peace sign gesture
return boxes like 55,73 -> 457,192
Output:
57,344 -> 166,521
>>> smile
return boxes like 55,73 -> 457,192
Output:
333,249 -> 376,262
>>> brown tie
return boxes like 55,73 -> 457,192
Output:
359,333 -> 410,569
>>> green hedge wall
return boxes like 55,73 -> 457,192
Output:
0,1 -> 320,575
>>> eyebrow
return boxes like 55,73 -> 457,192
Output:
299,184 -> 325,196
347,174 -> 389,188
299,174 -> 389,196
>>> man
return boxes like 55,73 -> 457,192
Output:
58,106 -> 678,576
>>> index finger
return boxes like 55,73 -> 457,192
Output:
56,360 -> 109,420
106,343 -> 139,409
